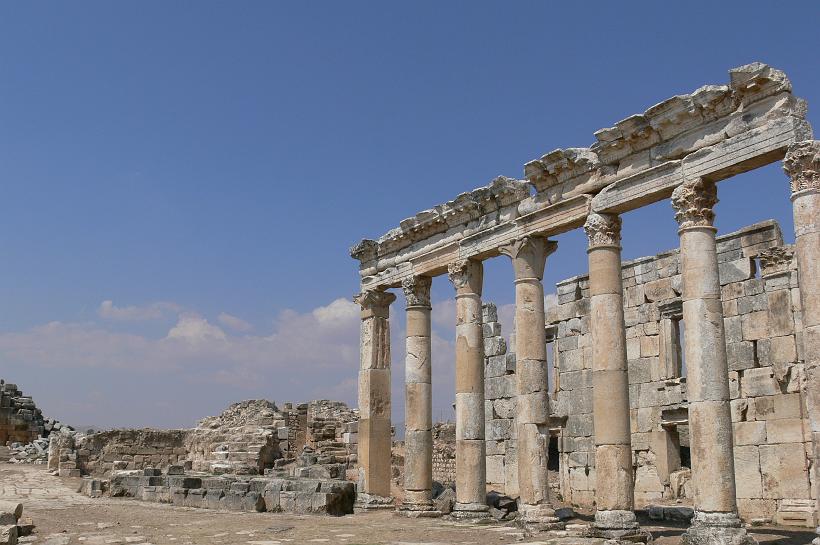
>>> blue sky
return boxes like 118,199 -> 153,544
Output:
0,2 -> 817,428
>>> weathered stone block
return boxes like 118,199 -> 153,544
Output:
727,341 -> 756,371
733,446 -> 762,500
759,444 -> 811,499
741,311 -> 769,341
766,418 -> 804,444
734,421 -> 766,445
718,258 -> 755,285
741,368 -> 779,397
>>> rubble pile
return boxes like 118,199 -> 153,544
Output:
0,500 -> 34,545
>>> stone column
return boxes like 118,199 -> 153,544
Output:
399,275 -> 439,516
447,258 -> 490,519
583,213 -> 642,539
354,289 -> 396,507
783,141 -> 820,545
671,179 -> 755,545
500,236 -> 562,527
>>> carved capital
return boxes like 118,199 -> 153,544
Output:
783,140 -> 820,194
671,178 -> 718,229
353,290 -> 396,318
447,259 -> 483,296
758,246 -> 794,278
499,235 -> 557,281
401,275 -> 432,308
583,212 -> 622,248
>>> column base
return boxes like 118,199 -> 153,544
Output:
681,511 -> 758,545
396,501 -> 442,518
354,493 -> 395,510
450,502 -> 492,520
593,509 -> 650,541
517,503 -> 565,530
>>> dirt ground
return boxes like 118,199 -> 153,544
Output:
0,464 -> 813,545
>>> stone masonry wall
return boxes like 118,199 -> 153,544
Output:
0,382 -> 45,445
541,220 -> 815,527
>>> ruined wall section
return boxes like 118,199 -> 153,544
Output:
76,429 -> 189,475
0,382 -> 45,445
546,220 -> 814,526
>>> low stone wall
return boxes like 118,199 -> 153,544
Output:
106,468 -> 355,516
431,422 -> 455,486
77,429 -> 188,475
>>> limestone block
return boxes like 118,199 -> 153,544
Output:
640,336 -> 660,357
482,322 -> 501,337
766,289 -> 795,336
569,466 -> 594,491
752,393 -> 801,420
484,336 -> 506,357
741,311 -> 769,341
626,338 -> 641,361
486,455 -> 505,485
560,348 -> 584,372
721,282 -> 745,301
759,444 -> 811,499
724,316 -> 743,343
726,341 -> 756,371
738,294 -> 767,314
766,418 -> 804,444
768,335 -> 797,364
733,445 -> 763,498
484,376 -> 515,400
486,419 -> 512,441
737,498 -> 777,522
492,398 -> 516,419
561,370 -> 591,391
723,299 -> 738,317
718,257 -> 755,285
566,413 -> 593,437
485,355 -> 511,378
741,368 -> 779,397
644,277 -> 676,302
734,421 -> 766,445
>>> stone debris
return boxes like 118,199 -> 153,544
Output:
0,500 -> 34,545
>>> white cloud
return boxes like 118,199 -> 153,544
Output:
167,313 -> 227,343
217,312 -> 253,332
0,298 -> 364,423
98,300 -> 180,321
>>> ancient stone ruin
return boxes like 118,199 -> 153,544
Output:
350,62 -> 819,544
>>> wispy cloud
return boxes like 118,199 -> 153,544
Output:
98,300 -> 181,321
217,312 -> 253,332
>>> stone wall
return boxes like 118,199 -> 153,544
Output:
431,422 -> 456,487
76,429 -> 189,475
0,382 -> 45,445
538,220 -> 814,527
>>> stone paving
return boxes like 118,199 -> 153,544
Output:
0,465 -> 813,545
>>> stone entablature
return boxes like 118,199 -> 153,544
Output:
352,63 -> 810,292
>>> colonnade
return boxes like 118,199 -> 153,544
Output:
354,141 -> 819,542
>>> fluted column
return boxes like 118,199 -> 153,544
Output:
584,213 -> 641,538
399,275 -> 439,516
354,289 -> 396,504
500,236 -> 562,526
784,141 -> 820,545
672,179 -> 755,545
447,259 -> 490,518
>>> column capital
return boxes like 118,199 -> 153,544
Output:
401,275 -> 432,308
671,178 -> 718,230
584,212 -> 622,249
783,140 -> 820,194
447,259 -> 483,296
499,235 -> 557,281
354,289 -> 396,318
758,246 -> 794,278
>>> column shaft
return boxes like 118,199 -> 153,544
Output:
500,236 -> 561,526
401,276 -> 436,513
784,141 -> 820,544
448,259 -> 489,517
584,213 -> 639,534
355,290 -> 396,500
672,179 -> 753,545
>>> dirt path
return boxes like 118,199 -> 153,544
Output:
0,465 -> 812,545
